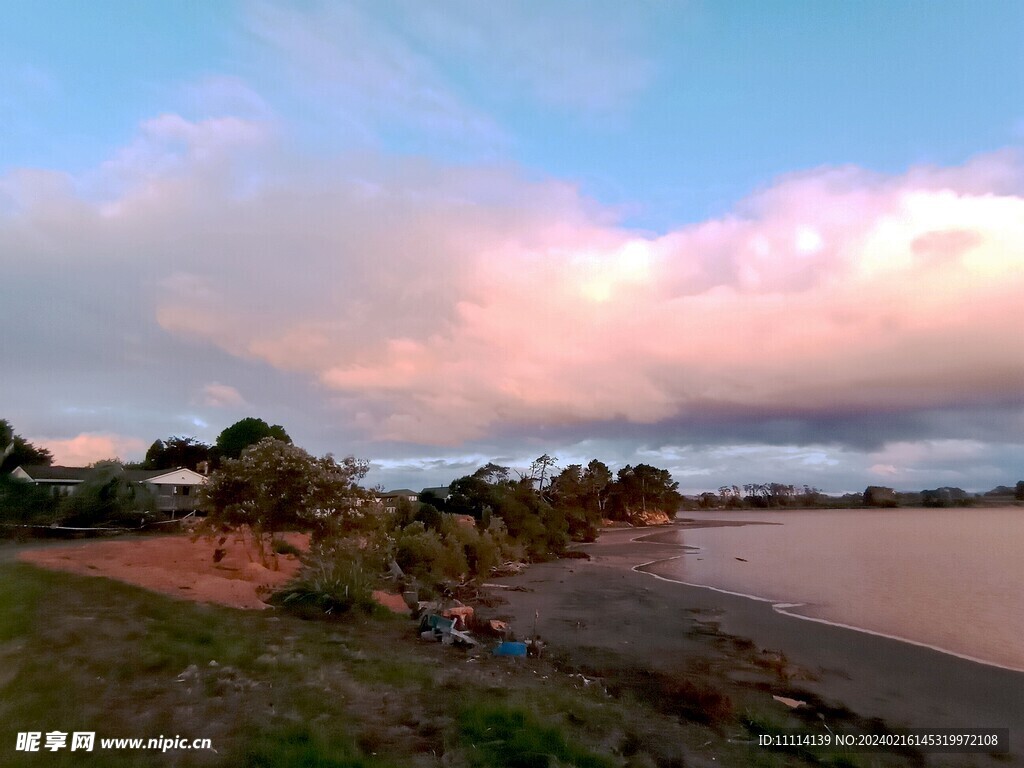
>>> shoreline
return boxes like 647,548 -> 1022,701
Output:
486,523 -> 1024,765
633,526 -> 1024,675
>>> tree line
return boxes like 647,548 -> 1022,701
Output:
197,443 -> 683,612
697,483 -> 825,509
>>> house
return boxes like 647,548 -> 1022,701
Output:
11,465 -> 207,514
419,486 -> 451,504
379,489 -> 419,514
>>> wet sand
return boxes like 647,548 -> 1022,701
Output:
487,524 -> 1024,765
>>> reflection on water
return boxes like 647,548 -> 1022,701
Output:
654,507 -> 1024,671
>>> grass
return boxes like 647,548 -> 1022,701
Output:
458,705 -> 615,768
0,560 -> 937,767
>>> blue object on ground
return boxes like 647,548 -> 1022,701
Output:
492,641 -> 528,657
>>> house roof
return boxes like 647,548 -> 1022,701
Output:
381,488 -> 418,498
139,468 -> 207,484
14,465 -> 201,484
14,465 -> 91,482
126,469 -> 176,482
420,486 -> 450,498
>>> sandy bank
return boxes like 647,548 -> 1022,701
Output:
18,531 -> 308,610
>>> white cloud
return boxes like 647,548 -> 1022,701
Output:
243,2 -> 505,148
200,383 -> 247,408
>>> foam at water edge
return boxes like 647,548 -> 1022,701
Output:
633,555 -> 1024,675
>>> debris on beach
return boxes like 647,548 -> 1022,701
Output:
418,613 -> 477,646
371,590 -> 410,614
442,604 -> 474,629
772,695 -> 807,709
493,641 -> 528,657
734,557 -> 748,562
490,561 -> 528,577
488,619 -> 509,635
561,550 -> 591,560
479,582 -> 532,592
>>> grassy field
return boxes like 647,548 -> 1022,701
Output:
0,560 -> 919,767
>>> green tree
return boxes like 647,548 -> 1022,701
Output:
863,486 -> 898,508
417,489 -> 448,511
609,464 -> 682,520
582,459 -> 613,515
58,462 -> 156,528
530,454 -> 558,496
447,474 -> 500,520
214,418 -> 291,461
549,463 -> 603,541
446,464 -> 569,557
473,462 -> 511,484
200,438 -> 368,560
414,502 -> 444,531
1,419 -> 53,474
0,474 -> 60,530
143,436 -> 211,471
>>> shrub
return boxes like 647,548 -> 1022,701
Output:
274,546 -> 377,617
444,519 -> 502,578
271,538 -> 302,557
0,475 -> 60,534
394,522 -> 467,584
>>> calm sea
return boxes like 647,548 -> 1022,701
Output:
651,507 -> 1024,671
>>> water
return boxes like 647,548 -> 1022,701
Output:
649,507 -> 1024,671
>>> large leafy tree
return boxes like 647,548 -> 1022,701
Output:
447,474 -> 500,520
1,419 -> 53,474
200,438 -> 369,557
549,459 -> 612,540
214,418 -> 291,461
609,463 -> 682,520
144,436 -> 211,471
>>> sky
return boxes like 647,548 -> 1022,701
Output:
3,0 -> 1024,494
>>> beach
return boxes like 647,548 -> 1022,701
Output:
487,523 -> 1024,766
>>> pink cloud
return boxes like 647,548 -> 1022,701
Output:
37,433 -> 147,466
307,154 -> 1024,442
6,111 -> 1024,446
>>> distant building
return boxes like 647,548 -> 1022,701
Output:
11,465 -> 207,514
379,489 -> 419,514
419,486 -> 451,504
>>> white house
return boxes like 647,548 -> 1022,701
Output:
11,465 -> 207,513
